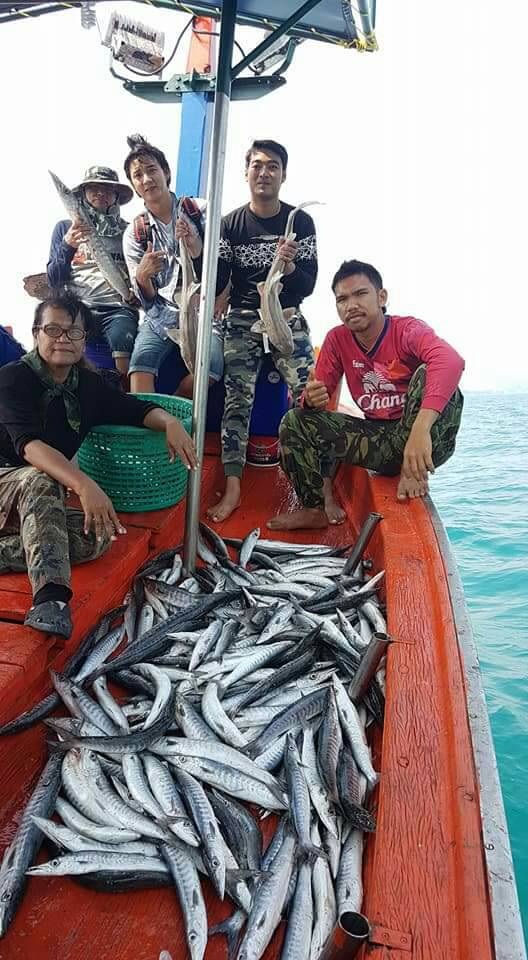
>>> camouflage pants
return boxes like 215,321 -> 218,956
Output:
279,366 -> 464,508
222,309 -> 314,477
0,467 -> 110,597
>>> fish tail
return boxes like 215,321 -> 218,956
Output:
209,910 -> 245,960
300,842 -> 329,862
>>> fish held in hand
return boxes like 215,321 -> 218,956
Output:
251,201 -> 322,355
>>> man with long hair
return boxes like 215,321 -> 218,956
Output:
123,135 -> 224,397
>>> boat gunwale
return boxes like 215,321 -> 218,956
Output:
426,495 -> 527,960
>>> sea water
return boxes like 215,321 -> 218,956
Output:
431,392 -> 528,938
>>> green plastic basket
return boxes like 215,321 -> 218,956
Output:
77,393 -> 193,512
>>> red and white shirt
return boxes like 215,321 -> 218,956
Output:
312,315 -> 464,420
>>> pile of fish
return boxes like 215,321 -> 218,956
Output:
0,524 -> 387,960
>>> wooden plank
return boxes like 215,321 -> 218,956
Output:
0,529 -> 150,624
0,624 -> 50,674
0,530 -> 150,723
350,467 -> 494,960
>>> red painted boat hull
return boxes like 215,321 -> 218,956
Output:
0,445 -> 521,959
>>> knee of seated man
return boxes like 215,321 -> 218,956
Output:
279,406 -> 302,438
112,329 -> 136,354
96,527 -> 113,554
23,468 -> 63,500
84,524 -> 113,556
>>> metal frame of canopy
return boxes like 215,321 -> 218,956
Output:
0,1 -> 376,47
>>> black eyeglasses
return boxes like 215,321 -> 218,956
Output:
35,324 -> 87,341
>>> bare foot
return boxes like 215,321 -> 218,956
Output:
397,474 -> 429,500
267,508 -> 328,531
323,477 -> 346,525
207,477 -> 241,523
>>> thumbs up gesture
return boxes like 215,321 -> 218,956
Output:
304,367 -> 329,410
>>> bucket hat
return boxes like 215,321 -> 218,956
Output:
73,165 -> 133,205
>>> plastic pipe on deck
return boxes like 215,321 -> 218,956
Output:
342,512 -> 383,576
321,912 -> 371,959
349,631 -> 391,705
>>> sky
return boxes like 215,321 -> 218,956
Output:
0,0 -> 526,392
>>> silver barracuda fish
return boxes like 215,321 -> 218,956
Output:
161,843 -> 207,960
169,200 -> 202,375
49,170 -> 132,303
26,850 -> 168,877
251,201 -> 322,355
0,752 -> 62,937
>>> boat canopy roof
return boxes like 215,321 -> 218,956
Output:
0,1 -> 376,48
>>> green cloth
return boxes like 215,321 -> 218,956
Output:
80,198 -> 127,239
21,350 -> 81,433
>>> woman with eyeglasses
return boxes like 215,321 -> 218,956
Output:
0,294 -> 197,640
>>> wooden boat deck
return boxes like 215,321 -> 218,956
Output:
0,445 -> 505,959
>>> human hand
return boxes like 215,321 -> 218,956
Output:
77,476 -> 127,542
214,283 -> 231,319
165,420 -> 198,470
176,218 -> 202,259
64,218 -> 90,249
277,236 -> 298,275
137,241 -> 166,282
277,236 -> 298,262
304,367 -> 329,410
402,424 -> 435,483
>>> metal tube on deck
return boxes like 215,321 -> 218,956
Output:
339,912 -> 371,957
183,0 -> 238,574
321,912 -> 371,960
349,631 -> 391,704
342,512 -> 383,576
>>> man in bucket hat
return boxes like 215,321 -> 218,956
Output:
47,165 -> 138,376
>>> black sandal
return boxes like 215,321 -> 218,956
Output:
24,601 -> 73,640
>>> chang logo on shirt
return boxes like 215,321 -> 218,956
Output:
357,368 -> 406,412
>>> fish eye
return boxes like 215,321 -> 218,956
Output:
212,858 -> 220,867
52,859 -> 60,867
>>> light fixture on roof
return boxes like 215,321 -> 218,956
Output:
251,30 -> 300,75
103,11 -> 165,75
80,2 -> 96,30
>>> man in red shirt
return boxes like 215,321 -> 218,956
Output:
268,259 -> 464,530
